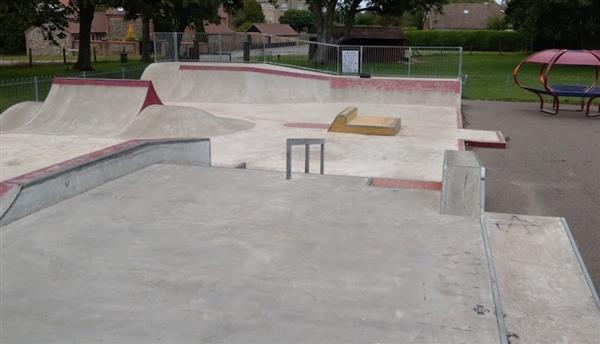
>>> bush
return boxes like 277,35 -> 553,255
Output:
405,30 -> 528,52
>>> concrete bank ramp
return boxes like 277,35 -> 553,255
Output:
14,78 -> 162,136
0,101 -> 43,131
118,104 -> 254,139
484,213 -> 600,343
142,62 -> 462,108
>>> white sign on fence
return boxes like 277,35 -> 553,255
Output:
341,49 -> 360,74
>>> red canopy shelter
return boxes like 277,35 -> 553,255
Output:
512,49 -> 600,117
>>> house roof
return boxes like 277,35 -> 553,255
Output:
427,2 -> 506,30
333,26 -> 405,40
246,23 -> 298,36
204,22 -> 233,34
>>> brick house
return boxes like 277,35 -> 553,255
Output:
424,2 -> 506,30
25,7 -> 148,56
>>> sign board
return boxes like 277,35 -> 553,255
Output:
341,48 -> 360,74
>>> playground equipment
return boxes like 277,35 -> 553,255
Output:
513,49 -> 600,117
328,107 -> 401,136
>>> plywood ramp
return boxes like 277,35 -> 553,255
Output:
328,106 -> 401,136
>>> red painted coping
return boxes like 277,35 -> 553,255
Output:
179,65 -> 462,94
52,77 -> 163,111
369,177 -> 442,191
179,65 -> 330,81
284,122 -> 330,129
0,138 -> 204,198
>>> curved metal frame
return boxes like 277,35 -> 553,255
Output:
513,49 -> 600,117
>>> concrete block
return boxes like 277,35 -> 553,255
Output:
440,150 -> 485,218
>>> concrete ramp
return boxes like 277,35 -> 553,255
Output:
142,62 -> 462,108
14,78 -> 162,136
328,106 -> 401,136
0,101 -> 43,131
117,104 -> 254,139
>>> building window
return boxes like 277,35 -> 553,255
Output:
280,3 -> 288,11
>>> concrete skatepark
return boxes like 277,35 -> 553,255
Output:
1,63 -> 598,343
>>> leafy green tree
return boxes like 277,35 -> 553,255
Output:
306,0 -> 447,44
0,0 -> 70,54
506,0 -> 600,50
354,12 -> 376,26
233,0 -> 265,29
279,9 -> 315,32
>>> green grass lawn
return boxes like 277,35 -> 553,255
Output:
0,60 -> 150,80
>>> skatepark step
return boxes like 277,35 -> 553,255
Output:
328,107 -> 401,136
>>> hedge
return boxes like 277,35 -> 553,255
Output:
405,30 -> 528,52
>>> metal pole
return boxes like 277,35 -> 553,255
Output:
320,144 -> 324,175
218,34 -> 222,60
153,34 -> 157,63
286,144 -> 292,180
408,47 -> 412,76
33,76 -> 39,101
458,47 -> 463,78
359,46 -> 363,74
173,32 -> 179,62
121,67 -> 125,79
305,145 -> 310,173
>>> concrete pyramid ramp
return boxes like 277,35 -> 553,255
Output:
15,78 -> 162,136
118,104 -> 254,139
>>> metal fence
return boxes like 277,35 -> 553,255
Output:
0,66 -> 147,112
154,32 -> 463,78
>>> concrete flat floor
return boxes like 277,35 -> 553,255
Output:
171,102 -> 496,181
0,133 -> 123,180
1,165 -> 500,343
463,100 -> 600,289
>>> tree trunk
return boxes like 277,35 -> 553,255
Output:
141,16 -> 151,62
74,3 -> 95,71
339,0 -> 361,44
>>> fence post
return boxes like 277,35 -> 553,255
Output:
33,76 -> 39,101
458,47 -> 463,78
29,49 -> 33,67
121,67 -> 125,79
172,32 -> 179,61
63,48 -> 67,65
359,46 -> 363,74
82,71 -> 86,79
93,47 -> 97,63
407,47 -> 412,76
218,34 -> 222,59
153,34 -> 158,63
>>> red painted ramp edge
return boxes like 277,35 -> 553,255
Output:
52,77 -> 163,111
179,64 -> 462,94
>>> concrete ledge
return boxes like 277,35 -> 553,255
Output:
0,138 -> 211,226
440,150 -> 485,218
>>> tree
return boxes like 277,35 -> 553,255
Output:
0,0 -> 70,54
279,9 -> 315,33
233,0 -> 265,29
506,0 -> 600,50
486,16 -> 507,31
306,0 -> 447,44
